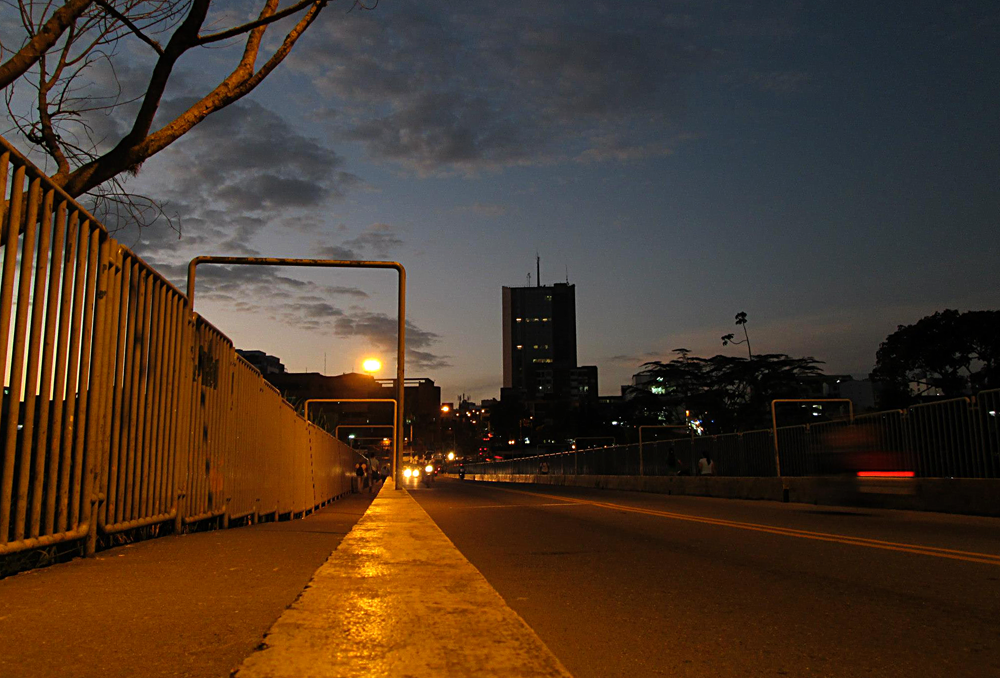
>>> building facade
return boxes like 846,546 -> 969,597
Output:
502,282 -> 595,399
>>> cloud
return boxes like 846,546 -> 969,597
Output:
453,202 -> 509,218
153,97 -> 360,211
315,222 -> 405,260
316,245 -> 359,260
179,268 -> 450,371
342,223 -> 403,255
107,98 -> 363,266
333,311 -> 451,370
186,265 -> 368,306
293,2 -> 710,173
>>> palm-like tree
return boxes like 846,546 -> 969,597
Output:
721,311 -> 753,359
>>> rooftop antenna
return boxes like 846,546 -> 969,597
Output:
536,253 -> 541,287
565,265 -> 569,284
527,272 -> 531,286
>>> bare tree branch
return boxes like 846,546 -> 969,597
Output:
196,0 -> 317,46
60,0 -> 328,197
93,0 -> 164,55
0,0 -> 94,88
4,0 -> 344,239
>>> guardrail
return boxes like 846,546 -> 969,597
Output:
1,135 -> 358,559
466,391 -> 1000,480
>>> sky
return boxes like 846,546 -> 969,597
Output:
4,0 -> 999,402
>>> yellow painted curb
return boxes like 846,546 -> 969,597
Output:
235,482 -> 573,677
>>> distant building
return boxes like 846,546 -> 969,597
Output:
798,374 -> 876,411
501,282 -> 598,401
236,349 -> 285,375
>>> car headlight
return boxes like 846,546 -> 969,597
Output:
413,469 -> 420,477
425,465 -> 434,473
403,468 -> 412,478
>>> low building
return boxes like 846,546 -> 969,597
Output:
236,349 -> 285,375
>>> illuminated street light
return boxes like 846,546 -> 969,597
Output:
447,452 -> 455,461
362,357 -> 381,374
441,404 -> 450,413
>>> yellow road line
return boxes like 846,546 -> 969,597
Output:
492,486 -> 1000,567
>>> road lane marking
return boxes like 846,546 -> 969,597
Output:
489,486 -> 1000,567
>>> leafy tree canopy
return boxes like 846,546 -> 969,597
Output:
635,352 -> 824,433
871,309 -> 1000,404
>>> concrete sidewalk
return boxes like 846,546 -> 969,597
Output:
0,493 -> 376,678
235,480 -> 573,678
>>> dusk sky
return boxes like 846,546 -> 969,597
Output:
7,0 -> 998,402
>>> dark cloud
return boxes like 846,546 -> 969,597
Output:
187,265 -> 368,308
342,223 -> 403,257
294,2 -> 710,173
154,97 -> 360,213
179,266 -> 449,370
107,98 -> 365,270
333,311 -> 451,370
315,223 -> 404,260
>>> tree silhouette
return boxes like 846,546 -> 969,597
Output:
721,311 -> 753,359
637,352 -> 823,433
871,309 -> 1000,405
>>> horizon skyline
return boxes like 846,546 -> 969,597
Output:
3,0 -> 997,403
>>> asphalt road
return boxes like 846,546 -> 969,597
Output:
411,478 -> 1000,678
0,491 -> 376,678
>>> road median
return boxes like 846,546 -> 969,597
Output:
234,480 -> 573,678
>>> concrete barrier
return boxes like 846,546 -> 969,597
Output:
463,474 -> 1000,517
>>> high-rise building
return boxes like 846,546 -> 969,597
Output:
502,282 -> 596,400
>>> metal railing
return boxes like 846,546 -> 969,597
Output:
466,392 -> 1000,480
1,135 -> 359,558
